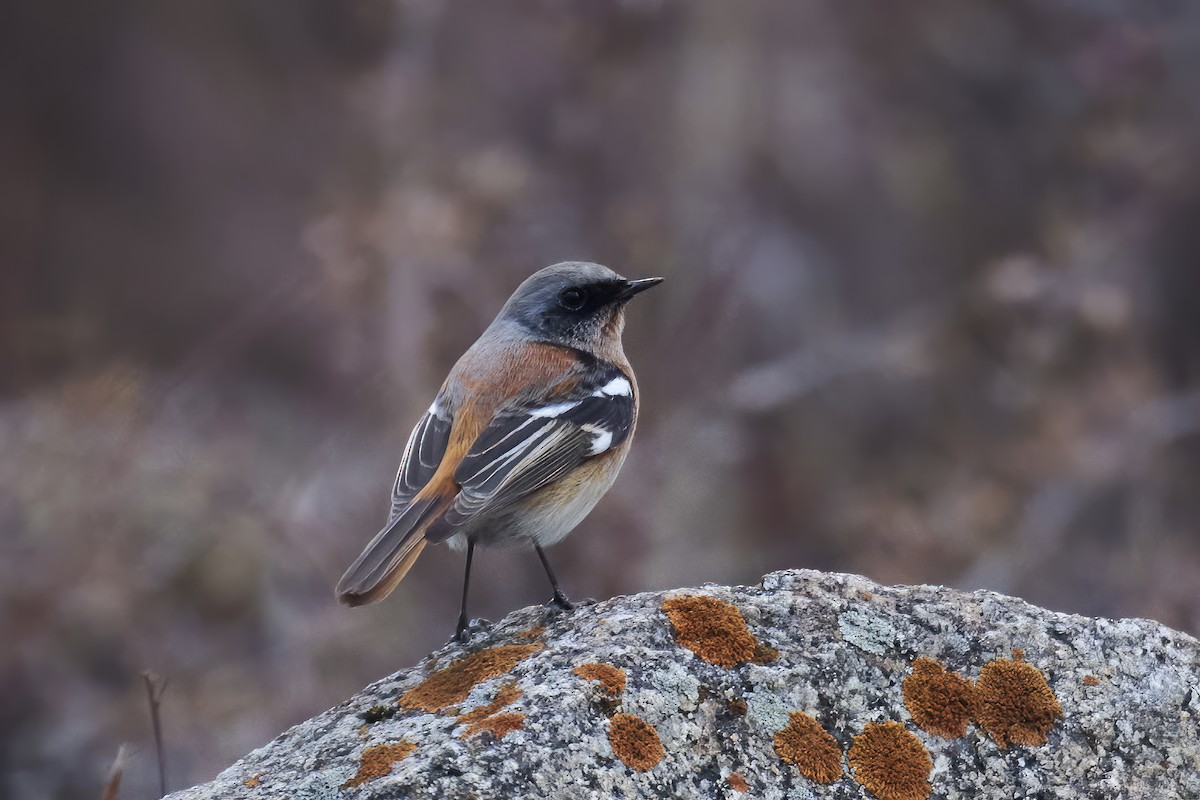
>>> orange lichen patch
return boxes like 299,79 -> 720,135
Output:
460,682 -> 522,719
902,657 -> 978,739
1082,674 -> 1100,686
848,722 -> 932,800
458,682 -> 523,739
975,658 -> 1063,748
727,773 -> 749,793
243,773 -> 262,788
341,741 -> 417,789
516,624 -> 545,640
573,662 -> 627,695
773,711 -> 842,784
399,644 -> 541,713
661,595 -> 779,668
607,713 -> 665,771
860,592 -> 873,601
464,712 -> 525,739
1011,648 -> 1025,661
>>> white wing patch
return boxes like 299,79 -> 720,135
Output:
594,376 -> 632,397
530,400 -> 582,419
581,423 -> 614,455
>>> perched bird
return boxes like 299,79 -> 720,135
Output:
337,261 -> 662,640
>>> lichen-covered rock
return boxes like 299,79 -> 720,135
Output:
165,570 -> 1200,800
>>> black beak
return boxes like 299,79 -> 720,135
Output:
616,277 -> 664,301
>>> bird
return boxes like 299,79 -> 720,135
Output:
336,261 -> 663,640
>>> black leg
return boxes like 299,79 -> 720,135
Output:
535,545 -> 573,610
455,540 -> 475,642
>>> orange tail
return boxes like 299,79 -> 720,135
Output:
336,493 -> 453,607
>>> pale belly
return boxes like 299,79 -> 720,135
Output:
443,455 -> 625,552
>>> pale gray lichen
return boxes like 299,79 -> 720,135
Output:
837,606 -> 897,655
294,768 -> 354,800
646,661 -> 701,713
745,687 -> 791,733
760,572 -> 787,592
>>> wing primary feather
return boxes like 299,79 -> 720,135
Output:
467,416 -> 537,458
459,425 -> 551,486
394,418 -> 424,488
390,409 -> 452,520
417,413 -> 445,469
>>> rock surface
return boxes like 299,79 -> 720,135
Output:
165,570 -> 1200,800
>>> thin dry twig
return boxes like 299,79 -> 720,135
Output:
143,671 -> 169,798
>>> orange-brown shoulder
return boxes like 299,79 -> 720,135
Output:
419,338 -> 635,496
435,341 -> 572,446
415,341 -> 581,495
451,340 -> 582,404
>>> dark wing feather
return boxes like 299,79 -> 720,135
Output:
424,366 -> 634,542
388,402 -> 452,521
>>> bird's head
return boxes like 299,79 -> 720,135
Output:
499,261 -> 663,356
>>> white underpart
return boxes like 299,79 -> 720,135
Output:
594,376 -> 632,397
428,399 -> 447,419
581,423 -> 613,455
530,400 -> 581,418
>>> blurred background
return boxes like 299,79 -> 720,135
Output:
4,0 -> 1200,797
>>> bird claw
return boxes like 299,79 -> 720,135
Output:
452,617 -> 492,643
546,592 -> 575,611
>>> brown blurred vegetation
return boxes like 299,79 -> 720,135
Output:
3,1 -> 1200,797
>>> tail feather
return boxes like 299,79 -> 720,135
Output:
336,493 -> 451,606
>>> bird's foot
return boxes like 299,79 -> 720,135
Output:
546,591 -> 574,611
452,616 -> 492,643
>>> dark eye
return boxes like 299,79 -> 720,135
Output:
558,287 -> 587,310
